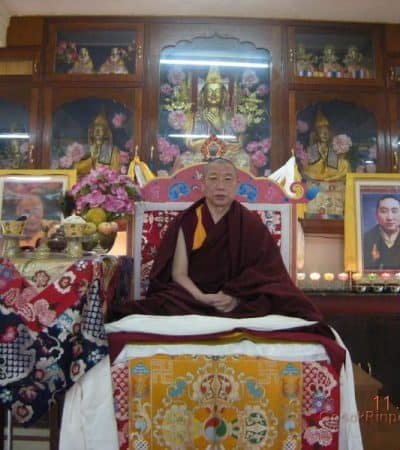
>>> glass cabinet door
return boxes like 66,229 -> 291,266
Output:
288,26 -> 383,86
146,23 -> 284,176
47,21 -> 144,82
156,35 -> 271,176
42,87 -> 142,176
290,91 -> 387,222
0,86 -> 39,169
387,57 -> 400,88
388,94 -> 400,172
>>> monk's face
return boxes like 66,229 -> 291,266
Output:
16,195 -> 44,234
203,162 -> 237,208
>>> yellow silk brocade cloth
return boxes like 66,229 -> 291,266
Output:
128,355 -> 303,450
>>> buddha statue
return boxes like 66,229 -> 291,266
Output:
302,111 -> 350,182
343,45 -> 365,73
75,111 -> 120,177
175,66 -> 248,170
319,44 -> 342,73
69,47 -> 94,74
99,47 -> 128,74
296,43 -> 318,73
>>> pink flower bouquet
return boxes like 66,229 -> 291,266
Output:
70,167 -> 142,221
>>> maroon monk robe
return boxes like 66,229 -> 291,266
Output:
111,198 -> 324,325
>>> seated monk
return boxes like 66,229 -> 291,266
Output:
112,158 -> 328,332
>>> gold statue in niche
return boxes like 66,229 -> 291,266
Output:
75,111 -> 120,177
69,47 -> 94,74
319,45 -> 343,73
303,111 -> 350,182
99,47 -> 128,74
296,43 -> 318,73
175,66 -> 248,170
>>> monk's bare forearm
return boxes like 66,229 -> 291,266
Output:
172,273 -> 208,303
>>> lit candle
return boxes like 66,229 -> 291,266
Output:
296,272 -> 306,289
380,272 -> 391,283
338,272 -> 349,282
296,272 -> 306,281
309,272 -> 321,281
367,273 -> 377,284
337,272 -> 349,291
324,272 -> 335,282
351,272 -> 362,282
309,272 -> 321,291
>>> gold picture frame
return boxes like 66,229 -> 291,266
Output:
0,169 -> 76,223
344,173 -> 400,273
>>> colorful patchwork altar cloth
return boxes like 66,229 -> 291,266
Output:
0,256 -> 119,425
112,354 -> 340,450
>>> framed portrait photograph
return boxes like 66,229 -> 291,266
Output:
0,170 -> 76,248
344,173 -> 400,273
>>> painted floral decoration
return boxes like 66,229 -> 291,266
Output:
56,41 -> 78,64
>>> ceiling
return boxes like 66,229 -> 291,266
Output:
1,0 -> 400,24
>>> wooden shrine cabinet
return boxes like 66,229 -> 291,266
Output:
36,18 -> 145,173
385,25 -> 400,173
45,18 -> 144,83
387,79 -> 400,173
287,23 -> 384,87
286,23 -> 388,232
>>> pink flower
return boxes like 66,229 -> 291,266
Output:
231,114 -> 247,133
59,155 -> 73,168
256,84 -> 269,96
66,142 -> 85,162
157,137 -> 180,164
246,139 -> 271,155
296,120 -> 309,134
70,167 -> 141,219
246,142 -> 258,153
295,141 -> 309,166
112,113 -> 126,128
260,138 -> 271,154
124,139 -> 133,151
168,111 -> 187,130
160,83 -> 173,95
167,69 -> 185,85
104,196 -> 127,213
251,150 -> 268,168
119,151 -> 130,165
332,134 -> 352,154
241,70 -> 259,88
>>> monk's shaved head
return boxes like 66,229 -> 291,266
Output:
203,158 -> 237,178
